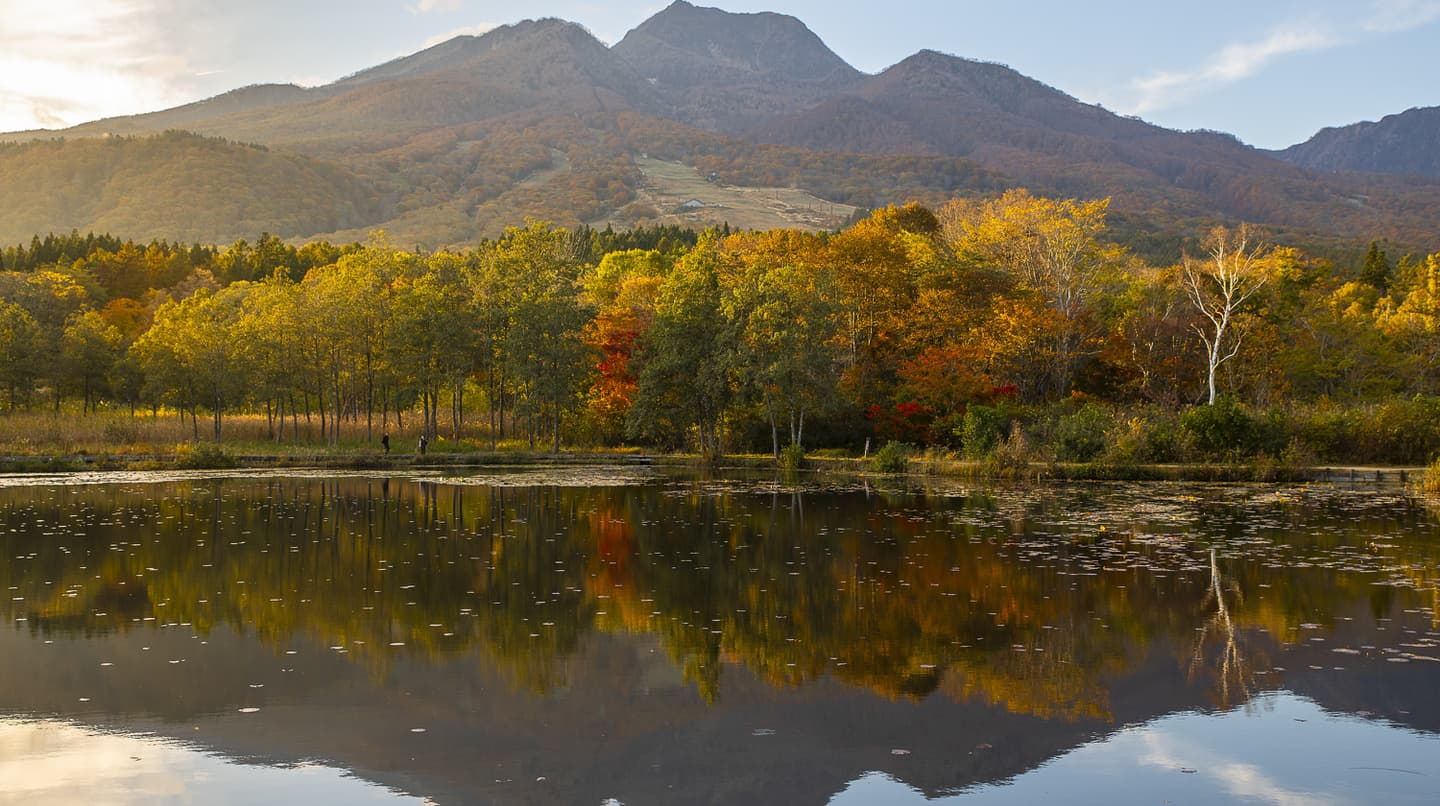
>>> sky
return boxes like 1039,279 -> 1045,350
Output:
1,0 -> 1438,149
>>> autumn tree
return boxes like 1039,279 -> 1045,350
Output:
132,285 -> 249,439
1182,225 -> 1271,405
580,249 -> 669,442
60,311 -> 123,413
944,190 -> 1113,400
0,301 -> 41,409
725,231 -> 841,456
629,234 -> 734,456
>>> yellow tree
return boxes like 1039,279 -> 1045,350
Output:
1373,253 -> 1440,394
828,203 -> 941,408
944,190 -> 1112,400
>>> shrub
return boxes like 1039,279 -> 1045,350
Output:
1180,396 -> 1254,458
173,442 -> 237,469
959,405 -> 1009,458
984,430 -> 1033,478
779,443 -> 805,470
1294,403 -> 1356,461
1053,404 -> 1112,462
1355,397 -> 1440,465
871,441 -> 911,474
1100,415 -> 1151,466
1420,457 -> 1440,496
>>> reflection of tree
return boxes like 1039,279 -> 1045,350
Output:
1,478 -> 1434,718
1189,548 -> 1253,708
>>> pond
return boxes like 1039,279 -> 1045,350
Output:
0,468 -> 1437,805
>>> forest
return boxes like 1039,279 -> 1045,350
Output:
2,191 -> 1439,467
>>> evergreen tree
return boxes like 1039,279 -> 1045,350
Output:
1360,241 -> 1392,291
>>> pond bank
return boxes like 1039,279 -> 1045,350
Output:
0,450 -> 1424,486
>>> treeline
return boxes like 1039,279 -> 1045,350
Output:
3,194 -> 1440,464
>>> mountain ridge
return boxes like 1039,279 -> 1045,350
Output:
1276,105 -> 1440,177
1,3 -> 1437,253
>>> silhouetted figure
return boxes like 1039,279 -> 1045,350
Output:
381,433 -> 390,454
418,435 -> 428,455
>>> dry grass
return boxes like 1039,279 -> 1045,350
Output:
616,157 -> 858,232
0,410 -> 440,456
1419,458 -> 1440,496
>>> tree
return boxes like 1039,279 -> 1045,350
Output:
580,250 -> 669,442
629,234 -> 734,457
60,311 -> 123,412
729,260 -> 841,457
1182,225 -> 1271,405
0,301 -> 41,409
131,285 -> 249,439
944,190 -> 1113,400
1359,241 -> 1392,291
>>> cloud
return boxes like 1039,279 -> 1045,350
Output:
1126,26 -> 1337,116
0,0 -> 208,133
1137,729 -> 1340,806
1117,2 -> 1440,119
411,0 -> 464,13
422,23 -> 499,48
1363,0 -> 1440,32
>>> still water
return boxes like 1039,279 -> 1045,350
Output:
0,467 -> 1437,805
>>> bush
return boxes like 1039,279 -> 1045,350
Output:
1420,457 -> 1440,495
871,441 -> 911,474
173,442 -> 237,469
1100,415 -> 1150,466
1294,403 -> 1356,461
1355,397 -> 1440,465
1053,404 -> 1111,462
959,405 -> 1008,458
1180,396 -> 1254,458
779,443 -> 805,470
984,430 -> 1033,478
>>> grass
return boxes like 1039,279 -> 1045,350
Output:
1418,458 -> 1440,496
620,157 -> 858,232
0,410 -> 1423,485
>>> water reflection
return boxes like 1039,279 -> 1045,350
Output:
0,719 -> 422,805
0,471 -> 1438,803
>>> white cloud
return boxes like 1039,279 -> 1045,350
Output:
1116,1 -> 1440,120
411,0 -> 464,13
0,0 -> 206,133
1138,729 -> 1342,806
1126,26 -> 1337,115
1363,0 -> 1440,32
422,23 -> 499,48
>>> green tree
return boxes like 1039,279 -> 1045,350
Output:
728,258 -> 841,457
1360,241 -> 1392,291
0,301 -> 41,409
629,234 -> 735,456
60,311 -> 123,412
132,285 -> 249,439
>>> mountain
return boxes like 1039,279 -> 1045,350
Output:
2,3 -> 1439,253
751,49 -> 1440,242
46,18 -> 661,153
612,0 -> 861,132
0,132 -> 382,245
1276,106 -> 1440,177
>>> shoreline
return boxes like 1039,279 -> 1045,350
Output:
0,450 -> 1423,486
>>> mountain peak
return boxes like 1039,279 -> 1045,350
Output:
1277,105 -> 1440,177
334,17 -> 604,89
614,1 -> 859,87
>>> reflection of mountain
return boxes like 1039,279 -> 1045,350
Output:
0,625 -> 1217,804
1,474 -> 1439,801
